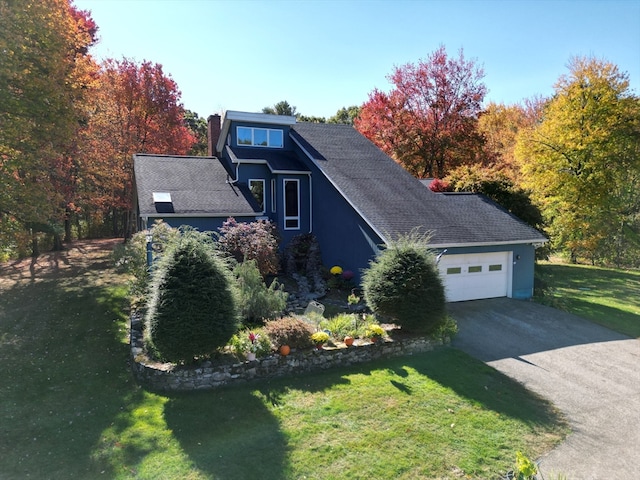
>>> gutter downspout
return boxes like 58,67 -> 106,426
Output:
307,172 -> 312,233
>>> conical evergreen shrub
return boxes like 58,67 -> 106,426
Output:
145,230 -> 239,363
362,232 -> 446,333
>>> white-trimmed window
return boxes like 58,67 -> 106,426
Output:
284,179 -> 299,230
249,179 -> 265,213
237,127 -> 284,148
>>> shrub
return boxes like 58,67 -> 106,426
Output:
264,317 -> 315,349
112,220 -> 179,303
217,217 -> 280,277
145,230 -> 240,363
319,313 -> 359,340
318,313 -> 378,340
311,331 -> 330,345
234,260 -> 288,325
326,268 -> 354,290
365,324 -> 385,339
229,328 -> 273,358
362,231 -> 446,334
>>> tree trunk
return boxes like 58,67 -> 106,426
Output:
31,230 -> 39,257
75,214 -> 82,240
64,208 -> 72,243
53,232 -> 63,251
112,208 -> 119,237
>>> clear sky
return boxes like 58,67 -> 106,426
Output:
73,0 -> 640,119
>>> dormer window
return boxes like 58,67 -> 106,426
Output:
237,126 -> 283,148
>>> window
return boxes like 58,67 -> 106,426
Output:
446,267 -> 462,275
284,179 -> 299,230
469,266 -> 482,273
489,264 -> 503,272
271,179 -> 276,213
236,127 -> 284,148
249,179 -> 265,212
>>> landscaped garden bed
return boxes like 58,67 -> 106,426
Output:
130,312 -> 449,392
121,221 -> 456,391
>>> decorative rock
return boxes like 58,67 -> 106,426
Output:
130,314 -> 448,392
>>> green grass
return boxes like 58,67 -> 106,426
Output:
0,242 -> 567,479
535,261 -> 640,338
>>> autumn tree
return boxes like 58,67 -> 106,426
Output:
79,58 -> 196,237
0,0 -> 98,255
356,46 -> 487,179
517,56 -> 640,266
477,99 -> 543,181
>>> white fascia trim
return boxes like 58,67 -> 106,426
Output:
225,110 -> 297,125
290,133 -> 389,244
143,212 -> 259,218
428,238 -> 549,249
234,158 -> 267,165
270,169 -> 312,174
217,110 -> 297,154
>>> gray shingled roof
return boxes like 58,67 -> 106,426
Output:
134,154 -> 259,217
290,123 -> 546,247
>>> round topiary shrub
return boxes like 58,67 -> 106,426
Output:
264,317 -> 315,349
145,230 -> 240,363
361,232 -> 446,334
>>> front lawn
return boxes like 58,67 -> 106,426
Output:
535,260 -> 640,338
0,240 -> 567,479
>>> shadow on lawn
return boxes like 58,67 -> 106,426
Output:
536,263 -> 640,338
326,348 -> 563,425
164,391 -> 288,479
0,245 -> 135,479
162,348 -> 562,480
163,368 -> 353,478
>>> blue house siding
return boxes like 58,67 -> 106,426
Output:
311,187 -> 382,280
291,147 -> 383,280
435,243 -> 537,300
135,113 -> 547,302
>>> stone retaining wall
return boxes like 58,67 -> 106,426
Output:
130,316 -> 447,392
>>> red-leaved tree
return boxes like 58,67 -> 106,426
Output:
355,46 -> 487,179
78,58 -> 196,237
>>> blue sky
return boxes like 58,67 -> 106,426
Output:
73,0 -> 640,119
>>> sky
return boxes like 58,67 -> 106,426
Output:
73,0 -> 640,119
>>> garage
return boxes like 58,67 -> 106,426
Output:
438,251 -> 511,302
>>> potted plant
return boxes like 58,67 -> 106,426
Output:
365,324 -> 384,343
311,331 -> 330,349
246,332 -> 260,360
230,330 -> 272,361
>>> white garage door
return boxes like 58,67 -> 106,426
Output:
438,252 -> 510,302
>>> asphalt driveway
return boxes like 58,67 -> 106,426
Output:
448,298 -> 640,480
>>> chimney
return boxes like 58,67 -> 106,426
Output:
207,114 -> 221,156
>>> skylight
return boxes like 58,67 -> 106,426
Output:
153,192 -> 172,203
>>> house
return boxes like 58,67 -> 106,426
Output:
133,110 -> 547,302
